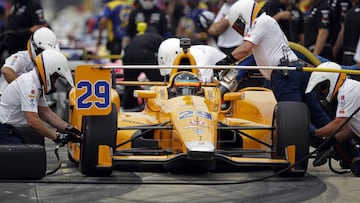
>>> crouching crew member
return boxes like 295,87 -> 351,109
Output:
0,49 -> 81,144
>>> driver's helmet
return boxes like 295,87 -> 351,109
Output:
173,72 -> 200,95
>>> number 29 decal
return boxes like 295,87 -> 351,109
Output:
76,80 -> 110,109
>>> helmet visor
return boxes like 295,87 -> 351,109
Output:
314,80 -> 330,103
30,35 -> 44,56
176,86 -> 198,95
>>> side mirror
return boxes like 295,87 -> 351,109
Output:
134,90 -> 157,99
223,92 -> 243,101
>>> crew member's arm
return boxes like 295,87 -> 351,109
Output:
97,17 -> 107,46
315,117 -> 348,138
1,67 -> 18,83
313,28 -> 329,56
208,18 -> 229,36
38,106 -> 69,131
25,111 -> 57,140
230,40 -> 254,61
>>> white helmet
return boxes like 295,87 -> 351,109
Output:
228,0 -> 261,36
157,38 -> 182,75
27,27 -> 59,62
35,49 -> 74,94
139,0 -> 157,10
305,62 -> 346,102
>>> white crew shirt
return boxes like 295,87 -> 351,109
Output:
190,45 -> 226,82
213,2 -> 243,48
0,69 -> 48,127
355,39 -> 360,62
0,51 -> 36,93
244,13 -> 298,80
336,78 -> 360,137
161,45 -> 226,82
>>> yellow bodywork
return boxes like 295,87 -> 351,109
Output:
67,49 -> 299,174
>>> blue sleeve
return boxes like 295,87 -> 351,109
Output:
237,55 -> 256,80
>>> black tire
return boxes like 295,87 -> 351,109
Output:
272,101 -> 310,177
0,144 -> 46,179
79,104 -> 117,176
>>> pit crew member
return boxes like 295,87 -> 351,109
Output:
215,0 -> 331,130
0,49 -> 81,144
305,62 -> 360,175
356,38 -> 360,67
0,27 -> 58,94
157,37 -> 226,82
3,0 -> 49,55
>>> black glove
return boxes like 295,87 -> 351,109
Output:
215,54 -> 238,66
53,133 -> 68,147
64,125 -> 83,142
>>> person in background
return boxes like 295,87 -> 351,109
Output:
122,0 -> 171,51
341,0 -> 359,66
97,0 -> 132,61
206,0 -> 243,55
175,0 -> 209,45
355,37 -> 360,67
121,25 -> 164,111
2,0 -> 48,56
0,4 -> 7,64
304,0 -> 336,60
329,0 -> 352,63
0,49 -> 81,144
288,0 -> 305,45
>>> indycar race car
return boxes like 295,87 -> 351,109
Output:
67,40 -> 310,177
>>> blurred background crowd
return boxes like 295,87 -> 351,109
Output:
0,0 -> 360,65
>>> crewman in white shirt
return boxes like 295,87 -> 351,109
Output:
0,27 -> 58,94
0,50 -> 80,144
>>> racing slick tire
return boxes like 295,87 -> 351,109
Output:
79,104 -> 117,176
272,101 -> 310,177
0,144 -> 46,180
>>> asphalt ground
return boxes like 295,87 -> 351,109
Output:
0,142 -> 359,203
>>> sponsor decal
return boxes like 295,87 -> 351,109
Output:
189,120 -> 205,125
179,110 -> 194,120
197,111 -> 212,119
193,128 -> 204,135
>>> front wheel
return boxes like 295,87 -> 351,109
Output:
272,101 -> 310,177
79,104 -> 117,176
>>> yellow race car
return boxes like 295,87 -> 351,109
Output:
67,43 -> 310,177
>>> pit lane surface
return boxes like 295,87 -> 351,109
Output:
0,143 -> 358,203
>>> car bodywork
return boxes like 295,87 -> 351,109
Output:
67,47 -> 310,177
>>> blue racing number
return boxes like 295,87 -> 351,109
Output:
77,80 -> 110,109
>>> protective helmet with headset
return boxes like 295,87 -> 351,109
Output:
27,27 -> 59,62
139,0 -> 157,10
157,38 -> 182,75
173,72 -> 200,96
35,49 -> 74,94
305,62 -> 347,103
228,0 -> 261,36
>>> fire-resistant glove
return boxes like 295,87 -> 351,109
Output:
64,125 -> 83,142
215,54 -> 238,66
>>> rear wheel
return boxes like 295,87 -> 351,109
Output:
272,101 -> 310,177
79,104 -> 117,176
